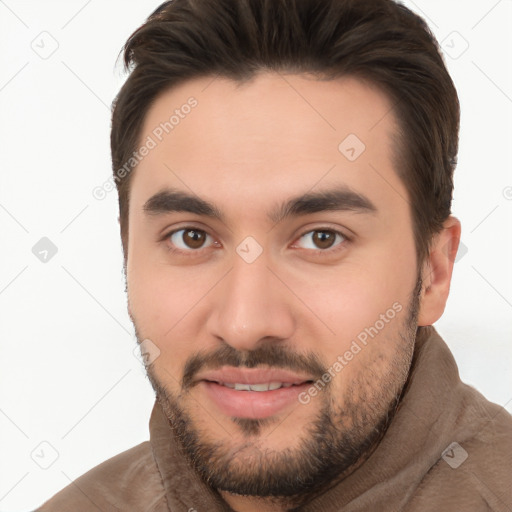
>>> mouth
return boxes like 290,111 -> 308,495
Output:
205,381 -> 309,391
196,367 -> 315,419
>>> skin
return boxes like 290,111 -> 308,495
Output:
125,73 -> 461,511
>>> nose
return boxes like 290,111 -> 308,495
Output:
206,252 -> 296,352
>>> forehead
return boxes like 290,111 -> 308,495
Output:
129,72 -> 408,224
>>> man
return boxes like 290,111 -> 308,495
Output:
38,0 -> 512,510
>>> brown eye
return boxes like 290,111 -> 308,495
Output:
169,228 -> 212,251
183,229 -> 206,248
312,231 -> 336,249
296,229 -> 345,251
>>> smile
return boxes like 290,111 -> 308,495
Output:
194,367 -> 315,419
209,381 -> 302,391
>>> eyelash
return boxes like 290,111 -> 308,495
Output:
161,226 -> 351,258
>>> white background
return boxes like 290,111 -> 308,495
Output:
0,1 -> 511,510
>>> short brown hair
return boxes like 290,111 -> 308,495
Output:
111,0 -> 459,267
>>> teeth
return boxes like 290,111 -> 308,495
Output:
221,382 -> 288,391
234,383 -> 252,391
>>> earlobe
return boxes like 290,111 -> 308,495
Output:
417,216 -> 461,326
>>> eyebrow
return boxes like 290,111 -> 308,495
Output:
142,186 -> 377,224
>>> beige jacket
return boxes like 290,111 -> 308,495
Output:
38,326 -> 512,511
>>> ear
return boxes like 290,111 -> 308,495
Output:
417,215 -> 461,326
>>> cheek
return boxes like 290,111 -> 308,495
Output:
280,257 -> 416,390
127,241 -> 201,326
335,237 -> 416,336
127,252 -> 220,381
127,258 -> 185,364
288,266 -> 411,353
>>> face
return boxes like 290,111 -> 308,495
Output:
126,73 -> 421,503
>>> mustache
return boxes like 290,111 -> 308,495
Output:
182,342 -> 327,390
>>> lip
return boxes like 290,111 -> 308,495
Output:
200,381 -> 312,419
196,366 -> 314,419
197,367 -> 314,386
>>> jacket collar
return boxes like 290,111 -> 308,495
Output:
149,326 -> 465,511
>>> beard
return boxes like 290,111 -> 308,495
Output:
133,274 -> 422,506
